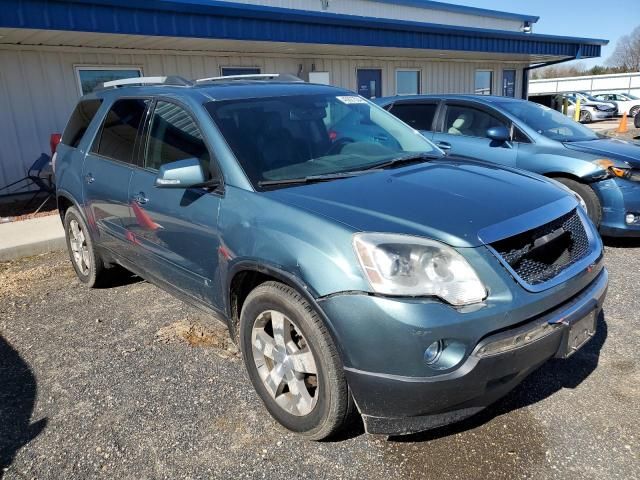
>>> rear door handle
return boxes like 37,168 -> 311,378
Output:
436,142 -> 451,151
85,173 -> 95,184
132,192 -> 149,205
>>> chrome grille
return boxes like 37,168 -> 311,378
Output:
491,209 -> 590,285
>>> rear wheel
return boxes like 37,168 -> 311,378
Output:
555,178 -> 602,227
239,281 -> 353,440
64,207 -> 106,287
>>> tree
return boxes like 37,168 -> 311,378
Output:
607,25 -> 640,72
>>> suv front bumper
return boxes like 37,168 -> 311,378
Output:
322,267 -> 608,435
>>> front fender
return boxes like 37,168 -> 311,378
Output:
217,186 -> 368,300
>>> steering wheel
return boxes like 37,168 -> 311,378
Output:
327,137 -> 355,156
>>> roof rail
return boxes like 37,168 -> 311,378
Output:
195,73 -> 304,84
99,75 -> 193,89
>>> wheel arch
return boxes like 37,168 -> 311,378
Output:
225,261 -> 346,362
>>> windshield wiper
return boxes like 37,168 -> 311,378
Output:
360,152 -> 442,171
258,171 -> 371,187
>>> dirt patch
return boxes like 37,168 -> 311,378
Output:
0,254 -> 75,297
155,319 -> 239,358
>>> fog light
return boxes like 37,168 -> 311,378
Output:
424,340 -> 443,365
625,213 -> 637,225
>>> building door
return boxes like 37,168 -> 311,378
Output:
503,70 -> 516,97
357,69 -> 382,99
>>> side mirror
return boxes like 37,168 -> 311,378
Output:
154,158 -> 209,189
486,126 -> 511,143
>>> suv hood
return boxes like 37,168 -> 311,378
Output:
265,158 -> 571,247
564,138 -> 640,167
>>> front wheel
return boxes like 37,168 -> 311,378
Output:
555,178 -> 602,227
629,106 -> 639,118
239,281 -> 353,440
579,110 -> 592,123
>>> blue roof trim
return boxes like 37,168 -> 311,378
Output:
366,0 -> 540,23
0,0 -> 606,58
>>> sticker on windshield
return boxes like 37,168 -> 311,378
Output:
336,96 -> 367,105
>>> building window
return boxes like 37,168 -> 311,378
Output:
475,70 -> 493,95
396,70 -> 421,96
220,67 -> 261,76
502,70 -> 516,97
75,67 -> 142,95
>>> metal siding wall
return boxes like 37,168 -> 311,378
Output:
0,46 -> 526,190
209,0 -> 523,31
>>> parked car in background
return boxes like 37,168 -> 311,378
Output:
528,93 -> 615,123
377,95 -> 640,236
593,92 -> 640,117
55,75 -> 607,439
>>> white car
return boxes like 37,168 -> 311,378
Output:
594,92 -> 640,117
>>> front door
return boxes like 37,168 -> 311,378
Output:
82,98 -> 149,254
357,69 -> 382,99
126,100 -> 222,305
432,102 -> 518,168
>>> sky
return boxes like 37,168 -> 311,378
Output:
452,0 -> 640,68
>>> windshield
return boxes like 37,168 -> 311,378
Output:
624,93 -> 639,100
499,101 -> 598,142
205,94 -> 440,186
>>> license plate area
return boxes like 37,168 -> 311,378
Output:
558,309 -> 597,358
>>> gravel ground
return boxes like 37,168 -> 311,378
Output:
1,242 -> 639,479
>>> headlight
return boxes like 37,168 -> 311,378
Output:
593,159 -> 633,179
353,233 -> 487,305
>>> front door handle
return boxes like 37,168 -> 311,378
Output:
85,173 -> 95,184
132,192 -> 149,205
436,142 -> 451,151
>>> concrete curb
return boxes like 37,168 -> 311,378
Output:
0,215 -> 66,262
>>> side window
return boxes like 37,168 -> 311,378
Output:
444,105 -> 507,138
389,103 -> 437,131
92,99 -> 149,164
145,101 -> 211,177
61,99 -> 103,148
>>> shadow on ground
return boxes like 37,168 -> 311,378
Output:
0,335 -> 47,477
604,236 -> 640,248
388,311 -> 608,444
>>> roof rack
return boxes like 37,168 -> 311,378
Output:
195,73 -> 303,84
99,75 -> 193,89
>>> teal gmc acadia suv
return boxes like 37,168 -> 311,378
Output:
53,74 -> 608,439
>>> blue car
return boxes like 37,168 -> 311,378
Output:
376,95 -> 640,237
54,75 -> 607,439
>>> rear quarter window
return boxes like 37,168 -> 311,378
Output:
61,99 -> 103,148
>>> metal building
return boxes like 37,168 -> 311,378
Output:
0,0 -> 607,190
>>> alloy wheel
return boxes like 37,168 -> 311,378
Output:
69,219 -> 91,275
251,310 -> 319,416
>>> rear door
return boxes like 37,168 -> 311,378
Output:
126,99 -> 223,305
384,100 -> 440,140
432,101 -> 518,167
83,98 -> 149,254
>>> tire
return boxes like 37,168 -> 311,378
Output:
579,110 -> 592,123
239,281 -> 353,440
63,207 -> 106,287
555,178 -> 602,227
630,106 -> 639,118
